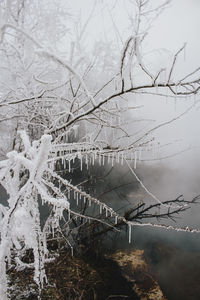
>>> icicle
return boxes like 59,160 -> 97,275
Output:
68,210 -> 70,220
115,216 -> 118,224
99,153 -> 101,165
92,153 -> 95,165
105,208 -> 108,217
165,87 -> 168,104
69,160 -> 71,172
84,197 -> 86,204
74,126 -> 77,139
76,193 -> 79,206
117,152 -> 120,163
128,223 -> 132,243
102,154 -> 105,165
100,204 -> 102,214
80,156 -> 83,171
64,159 -> 66,170
85,154 -> 88,169
139,149 -> 142,161
121,152 -> 124,165
108,153 -> 110,164
156,84 -> 158,94
74,191 -> 76,199
111,153 -> 114,166
175,84 -> 178,96
89,199 -> 91,206
134,151 -> 137,169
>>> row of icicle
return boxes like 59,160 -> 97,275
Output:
46,168 -> 134,243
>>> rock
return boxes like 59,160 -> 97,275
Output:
108,249 -> 167,300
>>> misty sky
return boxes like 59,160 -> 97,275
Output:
68,1 -> 200,153
67,0 -> 200,227
67,0 -> 200,138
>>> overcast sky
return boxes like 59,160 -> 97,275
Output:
69,0 -> 200,57
72,0 -> 200,156
67,0 -> 200,215
67,1 -> 200,147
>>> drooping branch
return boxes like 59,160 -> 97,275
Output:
92,195 -> 200,238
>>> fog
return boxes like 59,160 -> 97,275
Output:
69,3 -> 200,297
69,3 -> 200,291
45,0 -> 200,244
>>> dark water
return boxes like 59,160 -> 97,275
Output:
104,224 -> 200,300
92,161 -> 200,300
1,160 -> 200,300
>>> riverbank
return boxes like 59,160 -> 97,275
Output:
7,244 -> 166,300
